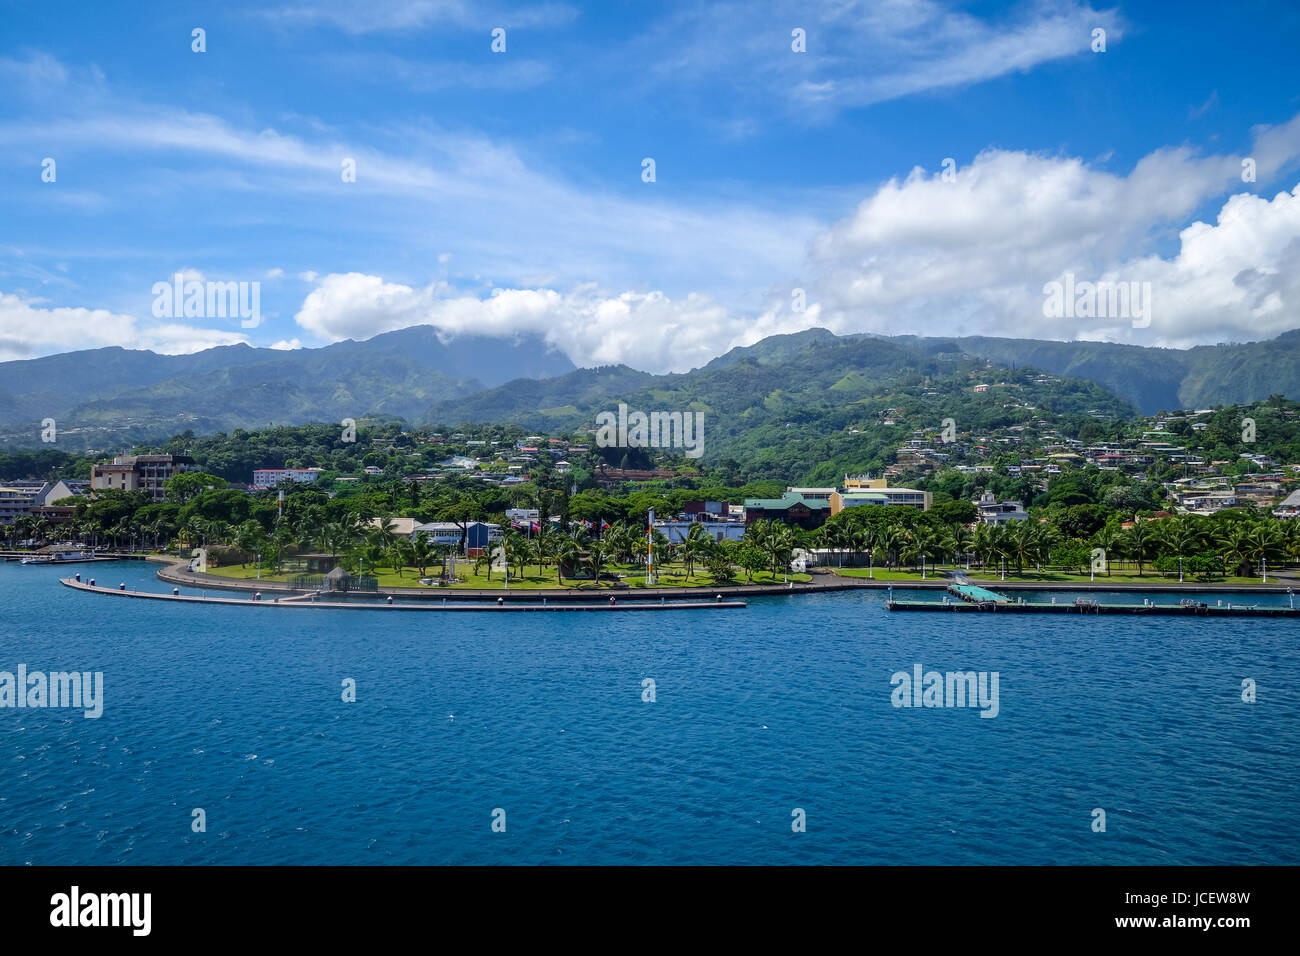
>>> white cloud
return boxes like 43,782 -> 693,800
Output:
259,0 -> 578,33
136,324 -> 250,354
294,272 -> 811,372
270,338 -> 303,350
619,0 -> 1123,123
0,292 -> 247,361
0,292 -> 138,360
799,121 -> 1300,345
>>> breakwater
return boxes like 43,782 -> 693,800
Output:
60,576 -> 745,612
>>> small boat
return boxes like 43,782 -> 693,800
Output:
21,549 -> 94,565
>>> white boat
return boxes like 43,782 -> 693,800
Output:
21,549 -> 94,565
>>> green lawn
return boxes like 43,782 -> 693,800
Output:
204,560 -> 812,590
831,567 -> 949,581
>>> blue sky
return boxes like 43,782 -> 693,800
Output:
3,0 -> 1300,371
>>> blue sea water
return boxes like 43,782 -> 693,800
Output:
1,560 -> 1297,865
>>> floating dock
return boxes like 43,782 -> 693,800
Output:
891,593 -> 1300,617
59,577 -> 745,612
947,583 -> 1011,605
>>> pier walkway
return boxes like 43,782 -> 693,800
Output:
59,576 -> 745,612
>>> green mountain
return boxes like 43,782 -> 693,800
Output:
5,323 -> 1300,454
0,326 -> 574,449
426,329 -> 1133,480
907,330 -> 1300,413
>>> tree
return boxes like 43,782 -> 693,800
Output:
585,541 -> 608,585
165,471 -> 228,504
736,546 -> 767,583
410,532 -> 435,578
680,523 -> 710,579
1122,521 -> 1156,576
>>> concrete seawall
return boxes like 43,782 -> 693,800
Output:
888,599 -> 1300,618
61,576 -> 746,612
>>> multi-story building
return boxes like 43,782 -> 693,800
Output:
251,468 -> 322,490
0,486 -> 35,525
654,519 -> 747,544
743,492 -> 831,529
92,454 -> 194,502
975,490 -> 1028,524
840,476 -> 931,511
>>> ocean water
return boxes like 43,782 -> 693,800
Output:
1,560 -> 1296,865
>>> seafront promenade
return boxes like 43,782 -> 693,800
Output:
150,557 -> 881,602
60,575 -> 746,611
147,556 -> 1300,601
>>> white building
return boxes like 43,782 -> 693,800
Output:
654,520 -> 747,544
252,468 -> 322,489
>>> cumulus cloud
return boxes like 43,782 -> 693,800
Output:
798,115 -> 1300,344
294,272 -> 813,372
0,292 -> 247,361
290,116 -> 1300,368
0,293 -> 139,361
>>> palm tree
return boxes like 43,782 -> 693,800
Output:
1123,521 -> 1156,577
681,523 -> 710,578
553,535 -> 580,585
500,532 -> 531,581
1092,525 -> 1124,577
585,541 -> 609,586
876,524 -> 904,570
481,536 -> 507,582
1240,520 -> 1285,580
821,524 -> 848,567
946,523 -> 974,568
908,525 -> 941,573
409,531 -> 435,578
1032,524 -> 1059,572
531,520 -> 553,575
1156,516 -> 1201,577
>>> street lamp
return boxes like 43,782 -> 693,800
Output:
1179,555 -> 1183,583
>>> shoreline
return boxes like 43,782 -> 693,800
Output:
60,576 -> 746,611
146,557 -> 1300,599
152,559 -> 871,602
